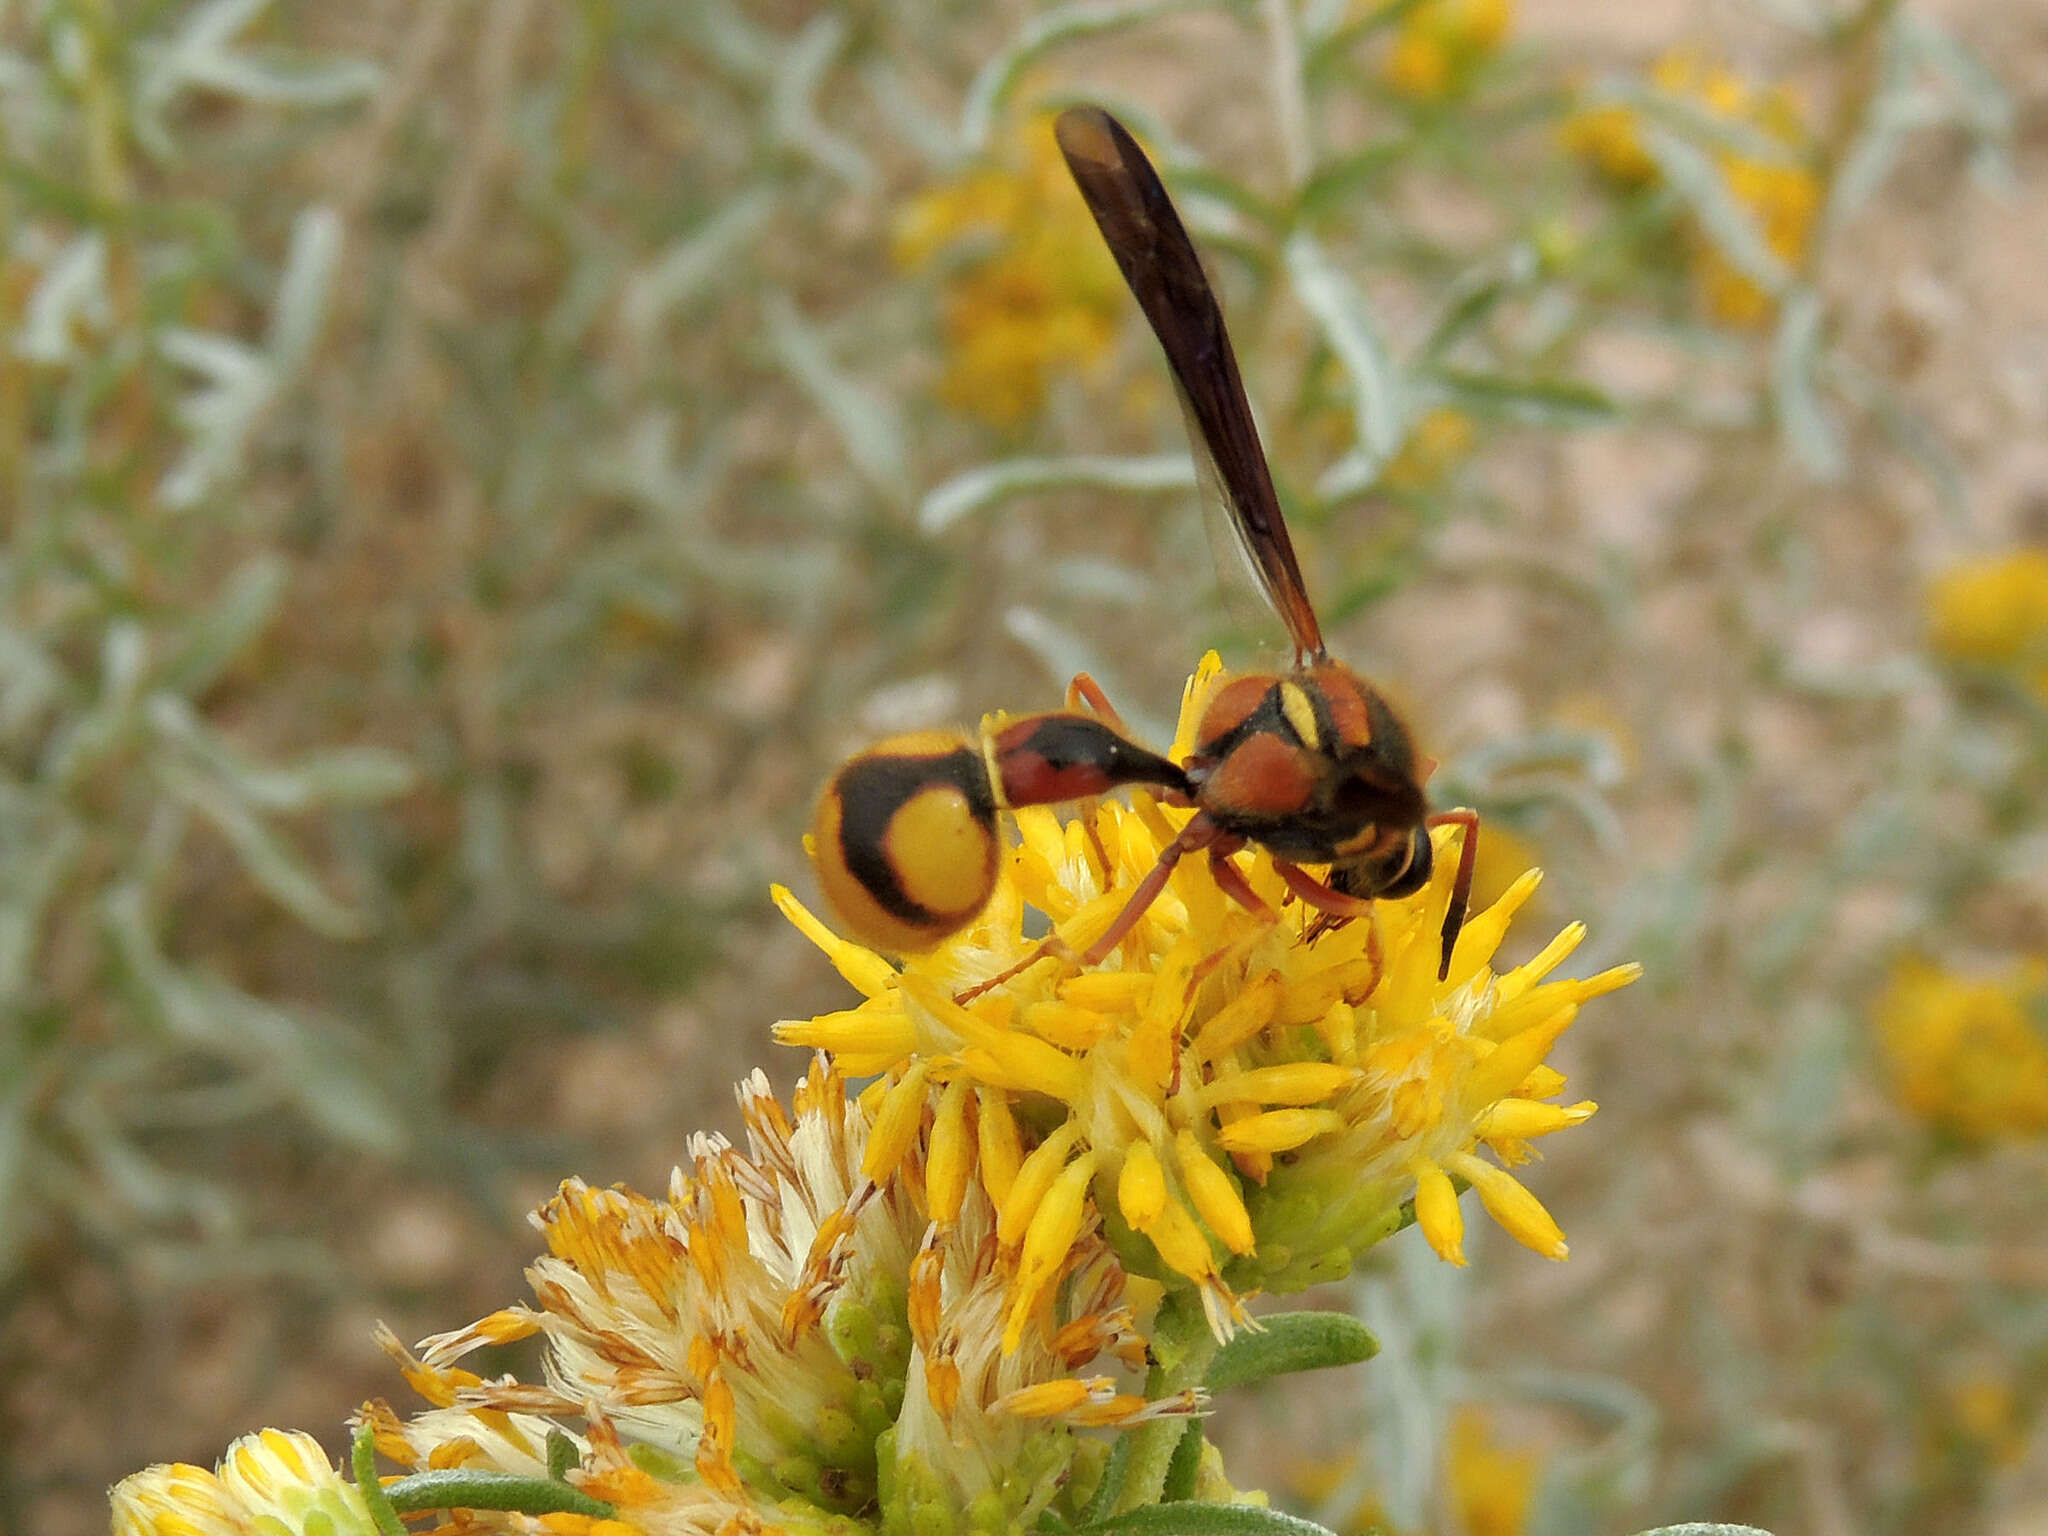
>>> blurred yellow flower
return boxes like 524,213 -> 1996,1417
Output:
893,114 -> 1127,427
777,654 -> 1636,1343
1926,550 -> 2048,698
1281,1405 -> 1540,1536
1445,1407 -> 1541,1536
1944,1369 -> 2031,1468
1874,956 -> 2048,1142
1558,102 -> 1657,186
1563,51 -> 1818,326
112,1429 -> 376,1536
1383,0 -> 1514,102
1381,407 -> 1478,494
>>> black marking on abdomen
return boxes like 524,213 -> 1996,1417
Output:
836,747 -> 996,926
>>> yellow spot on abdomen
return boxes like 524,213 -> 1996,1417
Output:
887,786 -> 995,918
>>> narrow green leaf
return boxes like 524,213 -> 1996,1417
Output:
762,290 -> 908,502
1284,231 -> 1404,465
770,14 -> 873,192
42,622 -> 148,790
154,759 -> 371,940
1419,270 -> 1515,361
1639,125 -> 1790,296
1208,1310 -> 1379,1392
149,693 -> 415,810
15,232 -> 109,365
920,453 -> 1194,533
620,190 -> 777,337
0,794 -> 80,1003
102,881 -> 407,1149
1161,1422 -> 1205,1501
161,554 -> 287,698
1295,142 -> 1407,221
1082,1433 -> 1133,1525
959,1 -> 1183,152
384,1470 -> 613,1520
1430,368 -> 1617,426
1770,287 -> 1844,480
0,624 -> 62,740
1081,1502 -> 1339,1536
353,1424 -> 407,1536
546,1430 -> 580,1482
267,206 -> 343,374
1304,0 -> 1432,80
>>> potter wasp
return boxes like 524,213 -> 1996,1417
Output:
811,106 -> 1478,978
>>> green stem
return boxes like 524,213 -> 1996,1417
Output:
1262,0 -> 1313,192
1115,1290 -> 1221,1512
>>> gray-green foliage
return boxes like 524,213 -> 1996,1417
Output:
0,1 -> 404,1277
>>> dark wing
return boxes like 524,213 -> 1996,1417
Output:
1055,105 -> 1325,661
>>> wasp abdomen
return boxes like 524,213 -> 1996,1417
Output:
812,731 -> 999,954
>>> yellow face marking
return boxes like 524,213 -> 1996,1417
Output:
1278,681 -> 1321,751
979,729 -> 1012,810
886,785 -> 995,918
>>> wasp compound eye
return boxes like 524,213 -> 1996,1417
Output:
1378,823 -> 1434,899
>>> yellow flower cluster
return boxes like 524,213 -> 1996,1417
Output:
1874,956 -> 2048,1143
1563,51 -> 1819,326
778,655 -> 1635,1344
1940,1368 -> 2033,1469
1383,0 -> 1514,103
116,1057 -> 1199,1536
1284,1404 -> 1540,1536
1380,406 -> 1478,495
1926,548 -> 2048,698
109,658 -> 1637,1536
1445,1407 -> 1542,1536
893,115 -> 1127,428
111,1430 -> 377,1536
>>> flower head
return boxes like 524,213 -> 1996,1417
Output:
777,655 -> 1636,1340
1873,955 -> 2048,1143
1564,51 -> 1818,326
111,1430 -> 377,1536
1379,407 -> 1478,495
893,113 -> 1127,427
1383,0 -> 1514,103
1445,1406 -> 1542,1536
1926,549 -> 2048,699
376,1057 -> 1186,1536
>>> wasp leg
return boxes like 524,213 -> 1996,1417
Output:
955,936 -> 1076,1005
1065,672 -> 1134,736
954,814 -> 1223,1005
1207,847 -> 1274,922
1059,679 -> 1124,883
1273,859 -> 1375,921
1074,812 -> 1222,967
1426,807 -> 1480,981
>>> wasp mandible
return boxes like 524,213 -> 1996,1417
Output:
810,106 -> 1479,979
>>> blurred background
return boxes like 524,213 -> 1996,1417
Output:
4,1 -> 2045,1533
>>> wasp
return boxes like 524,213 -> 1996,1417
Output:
811,106 -> 1479,979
